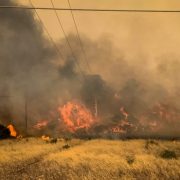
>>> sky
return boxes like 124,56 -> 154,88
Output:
17,0 -> 180,40
15,0 -> 180,93
15,0 -> 180,58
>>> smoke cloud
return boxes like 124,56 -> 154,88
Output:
0,0 -> 179,137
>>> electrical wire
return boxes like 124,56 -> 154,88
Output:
50,0 -> 86,79
0,6 -> 180,13
29,0 -> 64,60
67,0 -> 92,73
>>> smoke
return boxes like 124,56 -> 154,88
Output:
0,0 -> 59,127
0,0 -> 179,137
57,35 -> 180,137
59,36 -> 179,137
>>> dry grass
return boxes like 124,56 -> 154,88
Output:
0,138 -> 179,180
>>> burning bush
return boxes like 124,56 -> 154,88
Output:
0,124 -> 17,139
7,124 -> 17,137
58,101 -> 95,133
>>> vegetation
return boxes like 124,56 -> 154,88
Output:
160,149 -> 177,159
0,138 -> 179,180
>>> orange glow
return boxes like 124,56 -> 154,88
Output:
7,124 -> 17,137
111,127 -> 126,134
33,120 -> 48,130
41,135 -> 50,142
111,120 -> 134,134
58,101 -> 95,132
120,107 -> 129,120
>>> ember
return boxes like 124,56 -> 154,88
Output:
111,120 -> 134,134
42,135 -> 50,142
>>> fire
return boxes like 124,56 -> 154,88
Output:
33,120 -> 49,130
41,135 -> 50,142
111,127 -> 126,134
58,101 -> 95,132
7,124 -> 17,137
111,120 -> 134,134
152,102 -> 178,123
120,107 -> 129,120
138,102 -> 180,132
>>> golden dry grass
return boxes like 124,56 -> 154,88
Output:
0,138 -> 179,180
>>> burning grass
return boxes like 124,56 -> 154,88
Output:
0,138 -> 179,179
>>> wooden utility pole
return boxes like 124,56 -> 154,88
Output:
24,93 -> 28,135
94,97 -> 98,118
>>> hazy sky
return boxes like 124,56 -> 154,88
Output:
15,0 -> 180,56
15,0 -> 180,89
17,0 -> 180,40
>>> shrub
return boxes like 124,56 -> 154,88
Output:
145,140 -> 158,149
160,150 -> 177,159
126,155 -> 135,164
62,144 -> 70,149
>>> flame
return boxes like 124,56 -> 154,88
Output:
33,120 -> 48,130
7,124 -> 17,137
111,127 -> 126,134
120,107 -> 129,120
138,102 -> 179,132
111,120 -> 134,134
153,102 -> 178,123
58,101 -> 95,132
41,135 -> 50,142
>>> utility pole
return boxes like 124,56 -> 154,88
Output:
94,97 -> 98,118
24,92 -> 28,135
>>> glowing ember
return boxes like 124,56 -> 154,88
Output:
42,135 -> 50,142
111,127 -> 126,134
111,120 -> 134,134
58,101 -> 95,132
33,120 -> 48,130
7,124 -> 17,137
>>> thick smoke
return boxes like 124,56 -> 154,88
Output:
0,0 -> 179,137
0,0 -> 59,128
57,35 -> 180,137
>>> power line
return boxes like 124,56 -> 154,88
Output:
29,0 -> 64,60
50,0 -> 86,79
67,0 -> 92,73
30,0 -> 85,82
0,6 -> 180,13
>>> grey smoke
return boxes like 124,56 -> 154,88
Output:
0,0 -> 179,137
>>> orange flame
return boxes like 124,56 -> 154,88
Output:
7,124 -> 17,137
111,120 -> 134,134
111,127 -> 126,134
58,101 -> 95,132
33,120 -> 48,130
41,135 -> 50,142
120,107 -> 129,120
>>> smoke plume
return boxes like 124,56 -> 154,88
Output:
0,0 -> 179,138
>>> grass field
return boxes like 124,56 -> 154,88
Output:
0,138 -> 179,180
